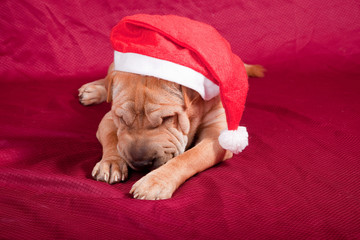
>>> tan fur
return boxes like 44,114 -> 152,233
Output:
79,63 -> 264,200
244,64 -> 266,78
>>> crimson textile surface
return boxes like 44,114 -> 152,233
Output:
1,0 -> 360,239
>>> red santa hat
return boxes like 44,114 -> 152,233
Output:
110,14 -> 249,154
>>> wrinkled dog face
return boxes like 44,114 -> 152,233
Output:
109,72 -> 191,171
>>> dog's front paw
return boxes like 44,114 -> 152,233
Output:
130,170 -> 176,200
92,158 -> 128,184
78,83 -> 107,105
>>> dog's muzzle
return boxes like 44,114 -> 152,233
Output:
118,137 -> 177,171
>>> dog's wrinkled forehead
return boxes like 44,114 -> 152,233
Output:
111,73 -> 185,127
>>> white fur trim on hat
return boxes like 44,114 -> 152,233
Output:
114,51 -> 220,100
218,126 -> 249,154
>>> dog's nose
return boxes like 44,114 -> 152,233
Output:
128,141 -> 156,169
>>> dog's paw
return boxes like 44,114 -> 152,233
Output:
78,83 -> 107,105
130,170 -> 176,200
92,158 -> 128,184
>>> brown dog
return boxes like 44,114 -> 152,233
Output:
78,63 -> 264,200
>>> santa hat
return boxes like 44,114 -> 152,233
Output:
110,14 -> 249,154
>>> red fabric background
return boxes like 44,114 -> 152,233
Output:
1,0 -> 360,239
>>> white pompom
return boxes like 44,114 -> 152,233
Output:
218,126 -> 249,154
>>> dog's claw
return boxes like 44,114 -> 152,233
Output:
91,159 -> 128,184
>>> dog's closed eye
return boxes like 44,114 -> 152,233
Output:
118,116 -> 127,125
150,115 -> 174,128
160,113 -> 189,135
114,107 -> 135,127
162,115 -> 174,123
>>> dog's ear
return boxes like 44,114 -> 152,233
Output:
105,71 -> 118,102
177,111 -> 190,135
178,86 -> 201,135
181,86 -> 201,109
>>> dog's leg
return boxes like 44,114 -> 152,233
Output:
244,63 -> 266,78
92,112 -> 129,184
78,63 -> 114,105
130,125 -> 230,200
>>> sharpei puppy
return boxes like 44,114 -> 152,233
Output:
78,63 -> 264,200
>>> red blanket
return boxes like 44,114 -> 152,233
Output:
1,0 -> 360,239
